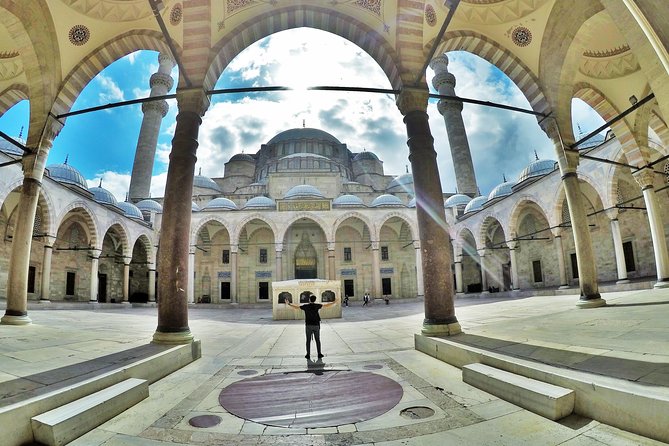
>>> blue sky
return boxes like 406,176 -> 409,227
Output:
0,28 -> 606,201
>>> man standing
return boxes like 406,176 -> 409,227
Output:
287,294 -> 338,359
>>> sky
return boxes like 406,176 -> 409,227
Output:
0,28 -> 607,202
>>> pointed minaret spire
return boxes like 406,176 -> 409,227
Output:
98,178 -> 103,187
534,149 -> 539,161
198,167 -> 202,176
406,164 -> 409,174
503,173 -> 507,182
303,119 -> 305,128
18,126 -> 23,141
125,192 -> 129,202
64,154 -> 69,165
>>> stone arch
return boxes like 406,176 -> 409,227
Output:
330,211 -> 374,242
205,6 -> 402,91
540,1 -> 605,139
508,197 -> 553,238
233,214 -> 278,245
649,109 -> 669,147
434,31 -> 550,115
54,202 -> 100,248
455,226 -> 478,253
0,179 -> 56,239
572,83 -> 621,124
0,83 -> 29,116
479,215 -> 506,249
191,216 -> 234,246
100,220 -> 131,258
52,30 -> 176,116
277,212 -> 331,246
375,212 -> 418,242
131,232 -> 156,265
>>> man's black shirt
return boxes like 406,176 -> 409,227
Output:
300,302 -> 323,326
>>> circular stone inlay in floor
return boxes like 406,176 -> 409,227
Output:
363,364 -> 384,370
237,369 -> 259,376
188,414 -> 222,428
400,406 -> 435,420
219,370 -> 403,428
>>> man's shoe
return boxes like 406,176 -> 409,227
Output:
305,354 -> 310,359
317,353 -> 324,358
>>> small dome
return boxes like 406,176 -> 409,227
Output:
192,201 -> 200,212
407,197 -> 416,208
244,196 -> 276,209
445,194 -> 472,208
229,153 -> 255,163
371,194 -> 404,207
46,163 -> 88,190
204,197 -> 238,210
576,133 -> 605,150
136,199 -> 163,213
333,194 -> 365,207
488,181 -> 515,201
267,128 -> 341,145
517,159 -> 557,183
353,151 -> 379,162
386,173 -> 414,193
464,196 -> 488,214
117,201 -> 143,220
0,139 -> 23,156
193,175 -> 222,193
284,184 -> 325,200
89,185 -> 118,206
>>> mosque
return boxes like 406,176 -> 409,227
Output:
1,1 -> 669,443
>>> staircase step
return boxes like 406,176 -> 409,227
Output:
462,363 -> 574,420
31,378 -> 148,446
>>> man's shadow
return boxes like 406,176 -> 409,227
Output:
307,358 -> 325,375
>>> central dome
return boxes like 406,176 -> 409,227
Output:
267,128 -> 342,145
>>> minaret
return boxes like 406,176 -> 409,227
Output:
128,53 -> 175,202
430,54 -> 478,197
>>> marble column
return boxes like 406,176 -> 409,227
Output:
275,243 -> 283,281
129,53 -> 175,202
479,249 -> 489,293
414,241 -> 424,297
541,120 -> 605,307
2,118 -> 61,325
154,88 -> 209,345
508,242 -> 520,290
430,55 -> 478,197
454,256 -> 464,293
553,232 -> 569,288
634,168 -> 669,287
40,236 -> 55,301
327,242 -> 336,281
371,241 -> 381,298
606,209 -> 629,284
230,246 -> 238,303
122,259 -> 131,303
148,268 -> 156,302
397,87 -> 460,336
89,249 -> 100,302
187,249 -> 195,303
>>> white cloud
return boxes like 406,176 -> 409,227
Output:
87,171 -> 130,202
96,74 -> 125,104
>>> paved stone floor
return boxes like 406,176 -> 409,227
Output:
1,288 -> 668,445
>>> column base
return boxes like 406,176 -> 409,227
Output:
1,314 -> 32,325
39,299 -> 51,303
616,279 -> 630,284
576,297 -> 607,308
653,280 -> 669,288
421,321 -> 462,336
152,330 -> 194,345
558,285 -> 571,289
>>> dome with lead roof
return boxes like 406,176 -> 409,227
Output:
89,184 -> 118,206
117,201 -> 143,220
0,139 -> 23,156
488,181 -> 515,201
463,196 -> 488,214
244,196 -> 276,209
517,159 -> 557,183
333,194 -> 365,207
371,194 -> 404,207
284,184 -> 325,200
267,128 -> 341,145
46,162 -> 88,190
136,199 -> 163,213
445,194 -> 472,208
204,197 -> 238,210
386,173 -> 414,193
229,153 -> 255,163
193,174 -> 222,193
353,151 -> 379,162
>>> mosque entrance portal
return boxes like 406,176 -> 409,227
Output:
294,232 -> 318,279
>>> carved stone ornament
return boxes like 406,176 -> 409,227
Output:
176,89 -> 211,116
68,25 -> 90,46
633,167 -> 655,190
396,88 -> 429,116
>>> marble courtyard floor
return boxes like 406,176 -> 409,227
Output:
1,289 -> 668,445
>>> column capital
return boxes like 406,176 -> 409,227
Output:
370,240 -> 380,250
327,242 -> 336,251
275,243 -> 284,252
189,246 -> 196,255
413,240 -> 421,250
507,241 -> 519,250
88,248 -> 101,259
176,88 -> 210,117
396,87 -> 429,116
605,208 -> 619,220
43,234 -> 56,247
230,244 -> 239,254
123,256 -> 132,265
633,167 -> 655,190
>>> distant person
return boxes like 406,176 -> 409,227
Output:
286,294 -> 338,359
363,292 -> 370,306
344,295 -> 349,307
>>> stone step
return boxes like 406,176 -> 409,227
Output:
462,363 -> 574,420
31,378 -> 148,446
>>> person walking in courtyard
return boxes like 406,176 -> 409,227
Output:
286,294 -> 338,359
363,292 -> 370,306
